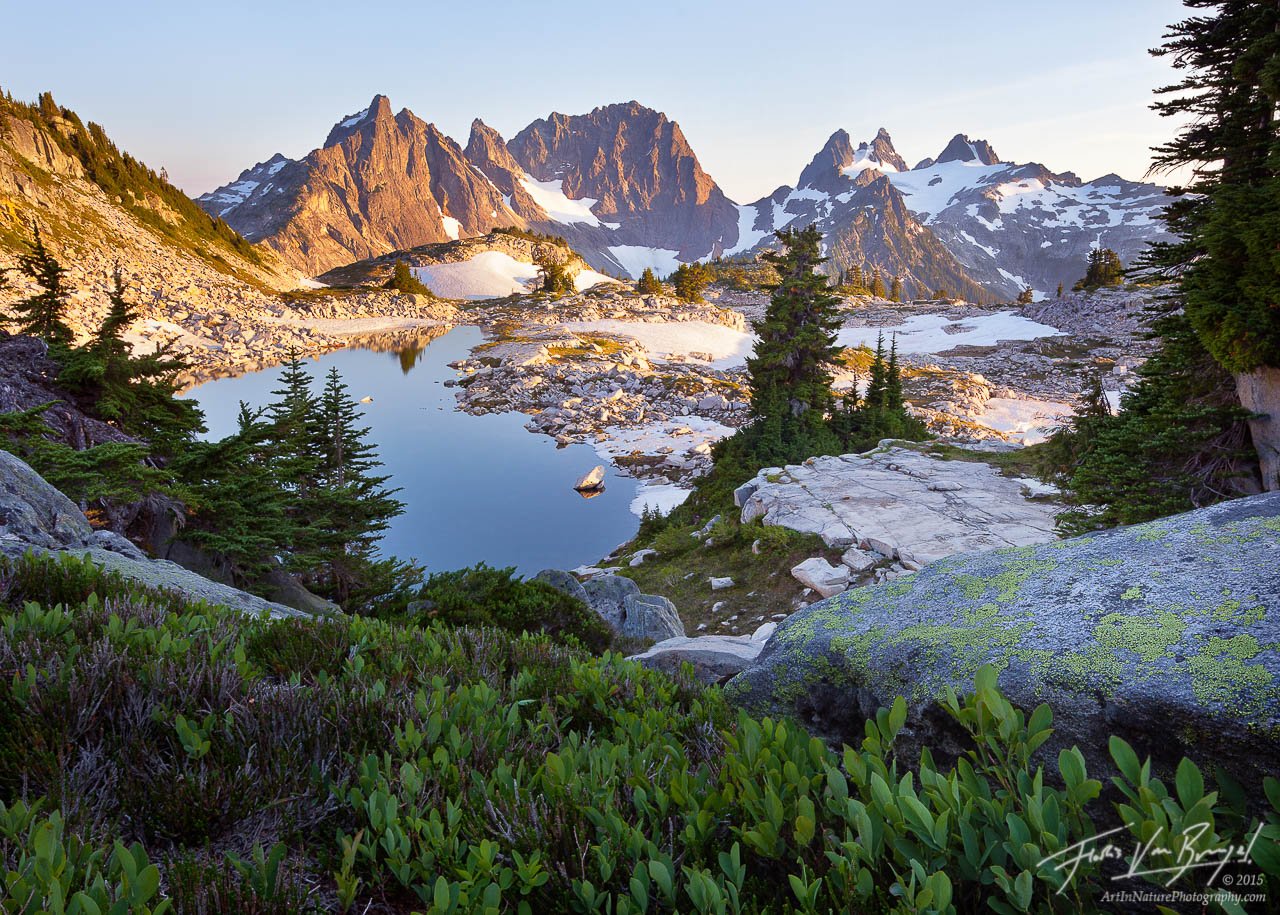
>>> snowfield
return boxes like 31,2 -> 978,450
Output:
517,176 -> 603,227
605,246 -> 685,280
413,252 -> 613,300
978,396 -> 1074,445
560,319 -> 754,369
629,482 -> 692,517
835,311 -> 1062,355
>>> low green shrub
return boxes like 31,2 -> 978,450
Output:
414,563 -> 613,652
0,552 -> 1276,913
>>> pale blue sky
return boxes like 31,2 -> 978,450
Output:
5,0 -> 1190,202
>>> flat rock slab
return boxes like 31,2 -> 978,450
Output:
631,634 -> 764,684
726,492 -> 1280,789
738,445 -> 1060,563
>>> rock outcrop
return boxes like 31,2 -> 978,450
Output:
725,493 -> 1280,788
0,451 -> 305,618
539,569 -> 684,643
736,445 -> 1060,570
200,95 -> 524,276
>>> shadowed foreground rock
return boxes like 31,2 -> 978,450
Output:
725,493 -> 1280,787
0,451 -> 304,618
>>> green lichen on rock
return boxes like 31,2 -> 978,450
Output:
726,492 -> 1280,789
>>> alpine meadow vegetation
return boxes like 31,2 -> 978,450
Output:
1,551 -> 1277,913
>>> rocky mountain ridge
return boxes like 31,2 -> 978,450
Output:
200,97 -> 1173,299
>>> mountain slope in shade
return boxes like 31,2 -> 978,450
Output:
729,129 -> 992,302
199,95 -> 524,276
886,134 -> 1174,297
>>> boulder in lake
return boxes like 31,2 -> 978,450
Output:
574,465 -> 606,491
727,493 -> 1280,788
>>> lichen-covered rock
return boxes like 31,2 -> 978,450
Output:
725,493 -> 1280,787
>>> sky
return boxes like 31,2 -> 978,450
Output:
4,0 -> 1192,202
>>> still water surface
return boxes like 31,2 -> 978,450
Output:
183,326 -> 640,576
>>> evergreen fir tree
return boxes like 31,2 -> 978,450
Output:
3,225 -> 73,347
1015,286 -> 1035,305
1056,282 -> 1064,298
870,270 -> 887,299
864,333 -> 888,411
307,367 -> 410,608
1057,0 -> 1280,508
1144,1 -> 1280,483
739,225 -> 843,464
58,266 -> 203,456
884,335 -> 904,413
265,351 -> 323,508
671,262 -> 713,302
636,267 -> 663,295
173,406 -> 297,582
889,276 -> 903,302
849,264 -> 865,292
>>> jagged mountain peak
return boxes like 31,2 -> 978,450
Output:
934,133 -> 1001,166
797,127 -> 907,192
858,128 -> 908,173
323,94 -> 395,147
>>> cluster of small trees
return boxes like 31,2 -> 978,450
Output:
670,261 -> 714,302
0,226 -> 416,612
712,225 -> 925,478
1073,247 -> 1125,291
384,261 -> 432,295
535,252 -> 576,296
832,265 -> 906,301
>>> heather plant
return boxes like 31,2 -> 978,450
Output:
0,552 -> 1276,913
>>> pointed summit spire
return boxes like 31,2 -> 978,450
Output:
934,133 -> 1001,166
324,95 -> 393,147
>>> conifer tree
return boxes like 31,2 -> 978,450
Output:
636,267 -> 663,295
884,335 -> 904,413
740,225 -> 843,463
3,225 -> 73,347
1056,282 -> 1064,298
870,270 -> 887,299
306,367 -> 408,607
58,266 -> 202,455
266,352 -> 323,505
864,333 -> 888,411
849,264 -> 865,292
1142,0 -> 1280,487
889,276 -> 903,302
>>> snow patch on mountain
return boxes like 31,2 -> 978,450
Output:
605,245 -> 684,280
518,175 -> 602,226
